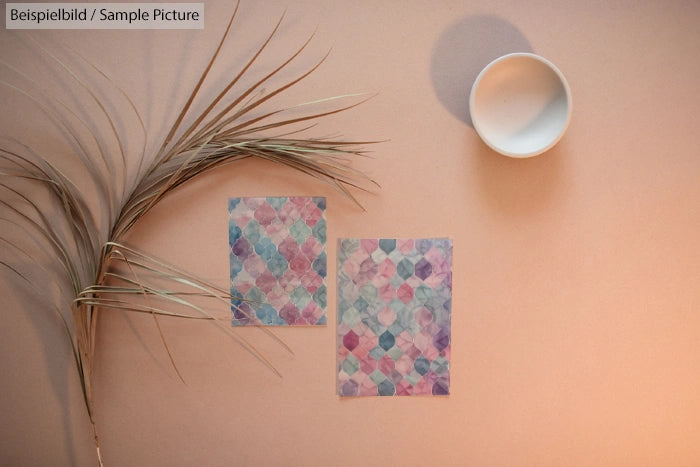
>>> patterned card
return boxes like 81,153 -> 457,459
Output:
228,197 -> 327,326
337,238 -> 452,396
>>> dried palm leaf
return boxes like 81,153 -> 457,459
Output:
0,4 -> 376,465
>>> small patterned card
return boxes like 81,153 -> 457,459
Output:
228,197 -> 327,326
337,238 -> 452,396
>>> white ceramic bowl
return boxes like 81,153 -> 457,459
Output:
469,53 -> 572,158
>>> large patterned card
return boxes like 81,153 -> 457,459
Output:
337,238 -> 452,396
228,197 -> 327,326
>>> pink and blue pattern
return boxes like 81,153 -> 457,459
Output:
337,238 -> 452,396
229,197 -> 327,326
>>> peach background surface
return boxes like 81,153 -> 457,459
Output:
1,1 -> 699,465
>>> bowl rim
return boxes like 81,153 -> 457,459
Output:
469,52 -> 572,158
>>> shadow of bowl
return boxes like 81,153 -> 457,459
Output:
430,15 -> 533,127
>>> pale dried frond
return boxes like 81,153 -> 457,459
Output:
0,4 -> 376,465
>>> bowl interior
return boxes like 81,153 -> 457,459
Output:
470,54 -> 571,157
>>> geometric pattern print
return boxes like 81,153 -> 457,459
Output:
337,238 -> 452,396
228,197 -> 327,326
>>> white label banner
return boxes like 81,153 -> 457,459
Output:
6,3 -> 204,29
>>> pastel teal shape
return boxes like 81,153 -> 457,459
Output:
266,252 -> 288,278
290,218 -> 311,244
378,330 -> 395,350
377,379 -> 395,396
414,284 -> 432,303
365,319 -> 386,337
291,286 -> 311,308
341,307 -> 361,327
388,322 -> 404,336
340,237 -> 358,252
378,238 -> 396,254
366,299 -> 385,317
434,283 -> 452,302
414,355 -> 431,375
313,285 -> 327,308
396,307 -> 415,329
403,249 -> 423,265
431,355 -> 449,375
317,315 -> 327,325
228,198 -> 241,210
396,321 -> 419,337
342,354 -> 359,375
433,306 -> 451,327
230,288 -> 243,308
369,369 -> 386,384
312,197 -> 325,209
405,370 -> 422,385
389,297 -> 406,313
312,252 -> 326,277
359,283 -> 377,302
427,286 -> 452,308
369,346 -> 385,360
256,304 -> 285,325
389,273 -> 404,288
229,223 -> 242,244
370,247 -> 388,263
338,296 -> 352,315
396,258 -> 414,279
387,248 -> 405,265
387,346 -> 403,360
242,219 -> 263,245
353,296 -> 369,313
266,196 -> 287,209
312,218 -> 326,244
230,255 -> 243,277
337,237 -> 358,262
255,236 -> 277,261
423,298 -> 438,313
423,293 -> 449,318
426,288 -> 451,315
245,286 -> 263,303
